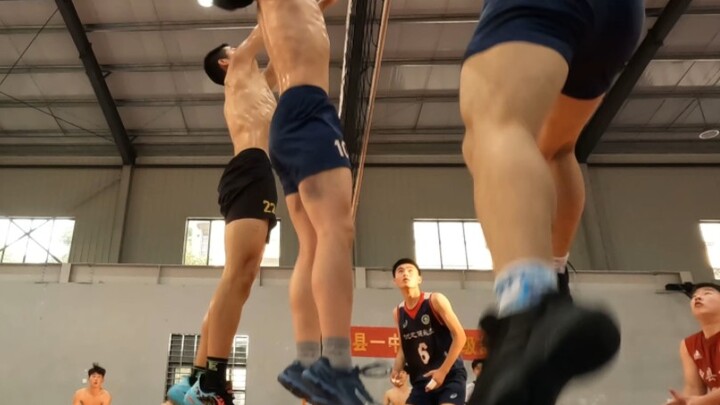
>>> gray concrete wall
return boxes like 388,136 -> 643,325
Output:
0,265 -> 697,405
1,166 -> 718,280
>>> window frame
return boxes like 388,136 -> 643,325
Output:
165,333 -> 249,403
0,216 -> 76,264
412,218 -> 493,271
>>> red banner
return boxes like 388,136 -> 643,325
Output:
350,326 -> 486,360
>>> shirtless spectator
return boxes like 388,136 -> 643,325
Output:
72,363 -> 111,405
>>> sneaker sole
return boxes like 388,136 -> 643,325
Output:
301,371 -> 341,405
277,373 -> 314,401
479,306 -> 620,405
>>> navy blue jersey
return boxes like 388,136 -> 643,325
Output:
397,292 -> 465,384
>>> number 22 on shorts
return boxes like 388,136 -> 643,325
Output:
263,200 -> 276,214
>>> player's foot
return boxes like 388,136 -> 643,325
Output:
278,361 -> 316,401
467,293 -> 620,405
301,357 -> 376,405
166,376 -> 192,405
184,375 -> 234,405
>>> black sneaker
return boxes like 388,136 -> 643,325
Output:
557,267 -> 571,297
301,357 -> 376,405
468,293 -> 620,405
278,361 -> 315,401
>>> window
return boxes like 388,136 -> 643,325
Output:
183,218 -> 280,266
0,217 -> 75,264
413,219 -> 493,270
166,334 -> 249,404
700,221 -> 720,279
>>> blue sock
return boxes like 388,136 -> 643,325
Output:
494,261 -> 558,317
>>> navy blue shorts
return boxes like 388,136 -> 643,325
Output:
269,85 -> 351,195
464,0 -> 645,99
407,371 -> 466,405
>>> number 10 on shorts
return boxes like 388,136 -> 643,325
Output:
334,139 -> 349,159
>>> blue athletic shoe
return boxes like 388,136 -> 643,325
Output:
167,376 -> 192,405
301,357 -> 376,405
278,361 -> 316,401
184,375 -> 234,405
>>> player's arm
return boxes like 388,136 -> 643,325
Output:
430,293 -> 467,375
680,340 -> 706,396
697,389 -> 720,404
231,24 -> 265,63
105,392 -> 112,405
392,307 -> 406,373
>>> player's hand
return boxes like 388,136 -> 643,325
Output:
666,389 -> 702,405
422,369 -> 447,392
390,369 -> 406,387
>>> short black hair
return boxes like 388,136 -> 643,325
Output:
392,258 -> 420,277
471,359 -> 484,369
204,43 -> 230,86
88,363 -> 106,377
693,283 -> 720,295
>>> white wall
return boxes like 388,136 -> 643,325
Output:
0,265 -> 698,405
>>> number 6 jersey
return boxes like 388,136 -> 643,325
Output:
397,292 -> 465,384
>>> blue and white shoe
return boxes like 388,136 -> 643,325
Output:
166,376 -> 192,405
278,361 -> 316,401
184,375 -> 234,405
301,357 -> 376,405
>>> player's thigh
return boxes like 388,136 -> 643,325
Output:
437,378 -> 466,405
298,167 -> 353,233
405,385 -> 431,405
460,42 -> 568,138
536,94 -> 603,160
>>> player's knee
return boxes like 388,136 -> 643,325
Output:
461,123 -> 505,163
316,216 -> 354,246
224,254 -> 262,295
296,227 -> 318,256
230,269 -> 257,301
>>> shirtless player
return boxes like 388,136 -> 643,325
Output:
72,363 -> 112,405
212,0 -> 374,404
385,371 -> 411,405
166,19 -> 278,405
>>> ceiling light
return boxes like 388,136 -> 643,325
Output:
198,0 -> 213,8
699,129 -> 720,140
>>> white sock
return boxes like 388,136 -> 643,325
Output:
494,261 -> 558,317
553,254 -> 569,273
